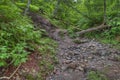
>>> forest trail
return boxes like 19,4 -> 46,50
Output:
30,13 -> 120,80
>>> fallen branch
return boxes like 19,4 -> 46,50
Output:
76,23 -> 110,35
0,64 -> 21,80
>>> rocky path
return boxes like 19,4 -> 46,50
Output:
46,33 -> 120,80
30,13 -> 120,80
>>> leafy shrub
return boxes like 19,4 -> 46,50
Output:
16,2 -> 39,12
100,16 -> 120,39
88,71 -> 108,80
0,1 -> 54,67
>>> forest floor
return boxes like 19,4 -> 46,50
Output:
30,13 -> 120,80
46,34 -> 120,80
0,13 -> 120,80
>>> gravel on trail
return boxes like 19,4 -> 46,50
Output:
30,12 -> 120,80
46,30 -> 120,80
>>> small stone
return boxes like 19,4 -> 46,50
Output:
81,64 -> 85,67
64,53 -> 68,56
60,53 -> 64,56
75,69 -> 80,72
66,57 -> 72,60
74,52 -> 79,55
101,56 -> 105,59
61,66 -> 67,70
53,68 -> 60,74
88,56 -> 93,59
101,51 -> 106,56
69,51 -> 74,56
68,69 -> 74,73
78,66 -> 84,71
77,57 -> 81,60
67,62 -> 78,69
113,70 -> 118,72
91,50 -> 98,54
64,60 -> 72,64
33,69 -> 36,73
84,59 -> 88,62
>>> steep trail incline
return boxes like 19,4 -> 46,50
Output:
30,13 -> 120,80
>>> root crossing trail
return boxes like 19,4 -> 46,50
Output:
30,13 -> 120,80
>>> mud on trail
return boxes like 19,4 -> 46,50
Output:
30,13 -> 120,80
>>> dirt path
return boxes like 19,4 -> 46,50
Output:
46,36 -> 120,80
30,13 -> 120,80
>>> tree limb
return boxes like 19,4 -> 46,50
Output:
76,24 -> 110,35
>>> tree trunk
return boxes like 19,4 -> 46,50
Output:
53,0 -> 61,16
76,0 -> 108,36
103,0 -> 107,24
24,0 -> 31,15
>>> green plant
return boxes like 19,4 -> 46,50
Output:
0,1 -> 45,67
100,17 -> 120,41
16,2 -> 39,12
37,38 -> 57,80
88,71 -> 108,80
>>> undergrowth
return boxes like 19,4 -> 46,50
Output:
36,38 -> 57,80
0,1 -> 57,69
67,14 -> 120,47
87,71 -> 108,80
94,16 -> 120,47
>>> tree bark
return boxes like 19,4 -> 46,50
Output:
53,0 -> 61,16
103,0 -> 107,24
76,24 -> 110,35
24,0 -> 31,15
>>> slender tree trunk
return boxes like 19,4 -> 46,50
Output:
53,0 -> 61,16
24,0 -> 31,15
65,0 -> 96,21
103,0 -> 107,24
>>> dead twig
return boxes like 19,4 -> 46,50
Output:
0,64 -> 21,80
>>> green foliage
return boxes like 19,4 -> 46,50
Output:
0,4 -> 22,21
16,2 -> 39,12
67,27 -> 79,38
32,0 -> 55,16
96,16 -> 120,44
0,1 -> 56,67
0,1 -> 28,66
33,0 -> 120,45
102,27 -> 120,39
88,71 -> 108,80
37,38 -> 57,80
